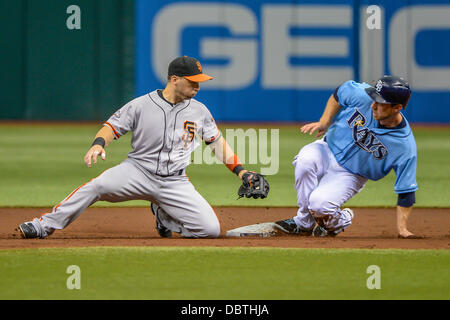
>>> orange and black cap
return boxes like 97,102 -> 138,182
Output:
168,56 -> 213,82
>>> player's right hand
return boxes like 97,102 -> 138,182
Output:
84,145 -> 106,167
300,122 -> 328,137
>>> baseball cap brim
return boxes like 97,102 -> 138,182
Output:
365,87 -> 390,104
184,74 -> 213,82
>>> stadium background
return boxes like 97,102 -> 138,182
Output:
1,0 -> 450,123
0,0 -> 449,303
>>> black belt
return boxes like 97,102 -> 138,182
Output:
155,169 -> 185,177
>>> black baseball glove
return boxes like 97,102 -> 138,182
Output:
238,171 -> 270,199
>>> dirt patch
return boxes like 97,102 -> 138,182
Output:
0,207 -> 448,250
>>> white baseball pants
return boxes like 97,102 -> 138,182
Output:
292,139 -> 368,232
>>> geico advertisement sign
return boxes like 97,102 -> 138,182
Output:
138,2 -> 450,91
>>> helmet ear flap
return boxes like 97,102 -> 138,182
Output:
401,86 -> 411,109
402,98 -> 410,109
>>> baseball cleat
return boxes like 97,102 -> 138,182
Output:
312,208 -> 354,237
312,225 -> 337,237
274,218 -> 313,236
342,208 -> 354,220
150,203 -> 172,238
18,222 -> 39,239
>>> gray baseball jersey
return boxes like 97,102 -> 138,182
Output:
31,90 -> 222,238
105,90 -> 220,176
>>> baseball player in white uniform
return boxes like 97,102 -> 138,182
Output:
274,75 -> 418,238
18,56 -> 269,239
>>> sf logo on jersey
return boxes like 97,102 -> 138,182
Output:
182,121 -> 197,149
347,109 -> 388,159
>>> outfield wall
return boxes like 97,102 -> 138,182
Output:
1,1 -> 449,123
0,0 -> 135,120
136,0 -> 450,123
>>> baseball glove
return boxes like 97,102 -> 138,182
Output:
238,171 -> 269,199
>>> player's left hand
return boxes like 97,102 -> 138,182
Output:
237,171 -> 269,199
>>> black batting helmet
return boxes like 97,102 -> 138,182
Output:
365,75 -> 411,108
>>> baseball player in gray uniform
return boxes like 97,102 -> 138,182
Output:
18,56 -> 269,239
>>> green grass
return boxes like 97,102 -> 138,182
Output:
0,247 -> 448,300
0,124 -> 449,207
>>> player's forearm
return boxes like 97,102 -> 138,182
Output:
209,136 -> 246,178
319,94 -> 341,127
94,125 -> 115,147
396,205 -> 413,234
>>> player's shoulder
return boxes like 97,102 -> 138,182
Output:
387,117 -> 417,152
120,93 -> 159,113
338,80 -> 371,94
402,117 -> 417,148
336,80 -> 372,106
134,93 -> 154,105
119,94 -> 150,108
189,98 -> 211,113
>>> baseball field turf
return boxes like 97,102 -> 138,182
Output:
0,247 -> 448,300
0,124 -> 449,207
0,124 -> 449,301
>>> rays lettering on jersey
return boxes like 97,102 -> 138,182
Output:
347,109 -> 388,159
182,121 -> 197,150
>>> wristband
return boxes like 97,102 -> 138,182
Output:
91,137 -> 106,148
233,165 -> 245,177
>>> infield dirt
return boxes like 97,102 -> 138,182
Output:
1,207 -> 448,250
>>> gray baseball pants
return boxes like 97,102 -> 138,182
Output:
30,159 -> 220,238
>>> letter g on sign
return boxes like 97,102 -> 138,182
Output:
152,3 -> 257,89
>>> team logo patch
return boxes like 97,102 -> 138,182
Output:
375,80 -> 383,92
196,61 -> 202,72
347,109 -> 388,159
182,121 -> 197,149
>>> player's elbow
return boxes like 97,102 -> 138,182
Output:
206,135 -> 223,150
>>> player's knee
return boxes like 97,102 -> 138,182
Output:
308,193 -> 335,216
295,153 -> 316,167
202,221 -> 220,238
294,156 -> 317,178
90,179 -> 110,198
